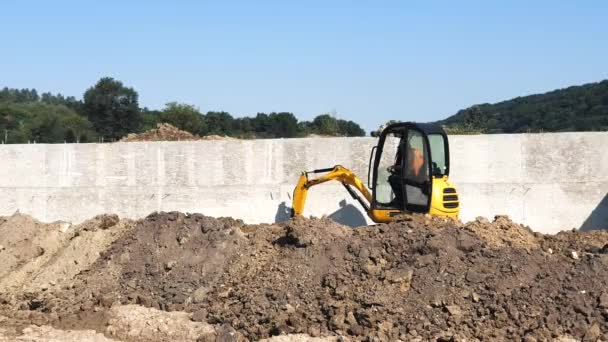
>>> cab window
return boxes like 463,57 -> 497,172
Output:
404,129 -> 430,208
374,132 -> 401,206
428,134 -> 447,176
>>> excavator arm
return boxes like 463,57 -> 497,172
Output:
291,165 -> 373,217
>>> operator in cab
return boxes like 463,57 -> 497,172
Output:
388,137 -> 428,208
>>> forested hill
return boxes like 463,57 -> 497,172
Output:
439,80 -> 608,133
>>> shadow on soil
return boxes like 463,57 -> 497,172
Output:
274,200 -> 368,228
580,193 -> 608,231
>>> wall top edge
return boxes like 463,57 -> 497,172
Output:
1,131 -> 607,147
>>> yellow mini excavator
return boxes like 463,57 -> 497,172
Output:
291,122 -> 459,223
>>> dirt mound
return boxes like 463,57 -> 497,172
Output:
0,214 -> 133,294
120,123 -> 196,142
1,212 -> 607,341
463,215 -> 540,249
199,216 -> 607,340
0,213 -> 63,284
119,123 -> 234,142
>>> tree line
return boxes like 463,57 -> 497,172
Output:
439,80 -> 608,134
0,77 -> 366,143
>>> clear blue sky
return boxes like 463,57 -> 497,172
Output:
1,1 -> 607,131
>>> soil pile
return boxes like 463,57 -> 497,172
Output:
119,123 -> 234,142
120,123 -> 197,142
1,212 -> 605,341
0,213 -> 133,294
462,215 -> 541,249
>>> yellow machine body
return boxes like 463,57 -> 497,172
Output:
292,167 -> 459,223
291,122 -> 460,223
428,176 -> 459,218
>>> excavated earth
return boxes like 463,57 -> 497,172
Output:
0,212 -> 607,341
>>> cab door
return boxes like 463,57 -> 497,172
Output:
368,126 -> 406,222
402,128 -> 432,213
370,127 -> 403,209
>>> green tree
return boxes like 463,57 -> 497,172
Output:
251,113 -> 270,137
204,111 -> 234,135
160,102 -> 205,134
268,112 -> 299,138
234,117 -> 254,138
337,119 -> 366,136
64,129 -> 77,143
297,121 -> 313,136
311,114 -> 339,135
0,103 -> 30,143
23,108 -> 63,143
61,111 -> 97,142
140,108 -> 162,132
17,103 -> 96,143
83,77 -> 141,140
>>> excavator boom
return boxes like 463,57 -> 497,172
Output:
292,165 -> 372,217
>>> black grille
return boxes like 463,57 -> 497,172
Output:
444,202 -> 459,209
443,188 -> 456,194
443,195 -> 458,202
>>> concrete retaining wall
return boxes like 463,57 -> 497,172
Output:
1,132 -> 607,234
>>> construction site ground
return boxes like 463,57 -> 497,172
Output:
0,212 -> 607,341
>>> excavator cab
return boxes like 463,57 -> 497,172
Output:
291,122 -> 459,223
367,122 -> 459,222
